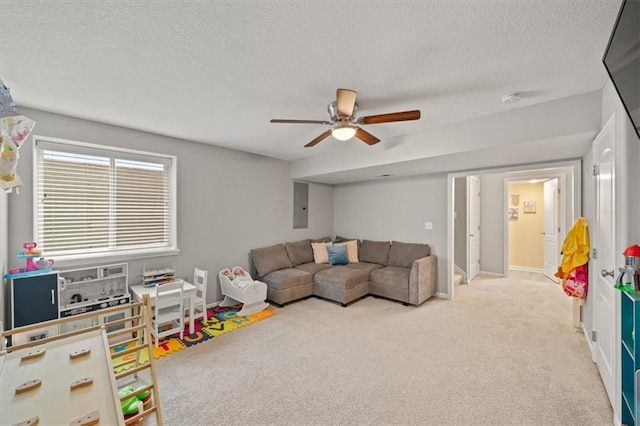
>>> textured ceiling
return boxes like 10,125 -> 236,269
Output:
0,0 -> 623,176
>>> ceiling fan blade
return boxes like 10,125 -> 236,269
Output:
271,119 -> 332,125
355,127 -> 380,145
358,110 -> 421,125
336,88 -> 358,117
304,130 -> 332,147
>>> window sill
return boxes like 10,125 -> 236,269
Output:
50,248 -> 181,269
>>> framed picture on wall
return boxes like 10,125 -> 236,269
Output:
508,208 -> 518,220
524,201 -> 536,213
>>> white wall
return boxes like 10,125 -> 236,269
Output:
6,107 -> 334,306
333,174 -> 448,294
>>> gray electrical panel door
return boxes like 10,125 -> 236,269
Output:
293,182 -> 308,229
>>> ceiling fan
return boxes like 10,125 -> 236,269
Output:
270,88 -> 421,147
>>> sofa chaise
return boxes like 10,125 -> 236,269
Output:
249,238 -> 437,307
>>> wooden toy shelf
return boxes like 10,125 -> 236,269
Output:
0,296 -> 163,426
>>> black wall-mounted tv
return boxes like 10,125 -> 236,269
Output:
602,0 -> 640,140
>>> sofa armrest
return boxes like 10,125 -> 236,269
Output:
408,255 -> 437,305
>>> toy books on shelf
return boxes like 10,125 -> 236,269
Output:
142,266 -> 175,287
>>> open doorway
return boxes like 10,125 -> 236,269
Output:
447,160 -> 581,299
506,177 -> 562,283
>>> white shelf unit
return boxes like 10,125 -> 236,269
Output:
142,266 -> 175,287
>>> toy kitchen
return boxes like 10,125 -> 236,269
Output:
58,263 -> 130,326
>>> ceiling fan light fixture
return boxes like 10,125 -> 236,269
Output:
331,125 -> 356,141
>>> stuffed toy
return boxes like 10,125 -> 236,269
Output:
0,115 -> 36,191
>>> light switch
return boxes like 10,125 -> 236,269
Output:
424,222 -> 433,230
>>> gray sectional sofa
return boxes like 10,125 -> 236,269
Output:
249,238 -> 437,307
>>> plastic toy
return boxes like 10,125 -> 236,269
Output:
615,245 -> 640,294
0,109 -> 36,192
33,257 -> 54,270
119,385 -> 152,418
18,242 -> 43,272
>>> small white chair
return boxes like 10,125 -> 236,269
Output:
190,268 -> 209,322
151,280 -> 185,347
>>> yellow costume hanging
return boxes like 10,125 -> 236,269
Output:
556,217 -> 590,278
556,217 -> 590,303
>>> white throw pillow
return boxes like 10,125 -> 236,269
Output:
311,242 -> 333,264
336,240 -> 359,263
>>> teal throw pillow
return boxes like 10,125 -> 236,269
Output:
328,245 -> 349,265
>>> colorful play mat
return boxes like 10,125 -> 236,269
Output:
111,304 -> 275,372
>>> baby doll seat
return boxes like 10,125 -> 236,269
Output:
218,266 -> 269,317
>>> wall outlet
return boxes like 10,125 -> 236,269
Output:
424,222 -> 433,230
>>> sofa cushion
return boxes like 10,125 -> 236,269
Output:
328,245 -> 349,265
315,266 -> 368,291
359,239 -> 391,266
251,244 -> 292,277
285,239 -> 313,267
335,240 -> 359,263
294,262 -> 333,275
262,268 -> 313,290
312,242 -> 333,264
371,266 -> 411,288
388,241 -> 431,268
345,262 -> 384,278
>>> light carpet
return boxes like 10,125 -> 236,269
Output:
147,274 -> 612,425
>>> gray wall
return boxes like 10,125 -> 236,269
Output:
479,173 -> 506,275
6,108 -> 334,305
333,174 -> 448,294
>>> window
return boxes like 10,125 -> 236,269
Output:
34,137 -> 177,262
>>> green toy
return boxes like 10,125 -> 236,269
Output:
118,385 -> 152,417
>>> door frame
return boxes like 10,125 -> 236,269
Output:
446,159 -> 581,299
466,175 -> 480,282
502,173 -> 567,278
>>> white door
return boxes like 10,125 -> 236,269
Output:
468,176 -> 480,281
593,116 -> 616,407
543,178 -> 560,283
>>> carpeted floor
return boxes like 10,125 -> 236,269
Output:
146,274 -> 612,425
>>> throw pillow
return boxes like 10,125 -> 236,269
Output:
335,240 -> 359,263
327,245 -> 349,265
311,242 -> 333,264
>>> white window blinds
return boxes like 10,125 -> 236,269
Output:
35,138 -> 176,258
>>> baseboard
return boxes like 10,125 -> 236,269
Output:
435,291 -> 450,299
508,266 -> 544,273
581,322 -> 595,361
478,271 -> 504,277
